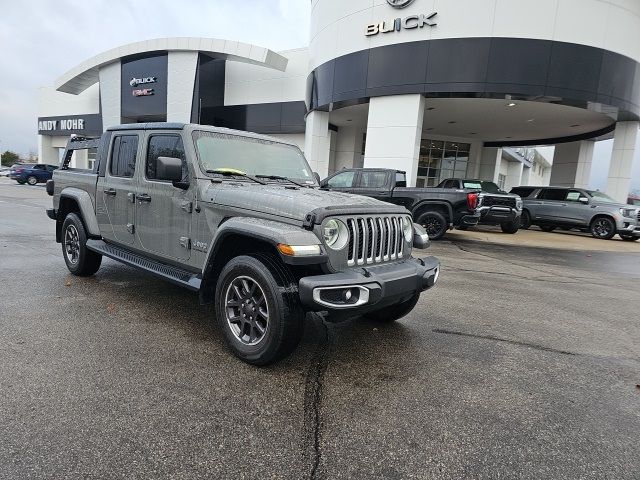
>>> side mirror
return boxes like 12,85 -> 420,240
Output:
157,156 -> 188,190
313,172 -> 321,185
413,223 -> 430,249
579,197 -> 589,204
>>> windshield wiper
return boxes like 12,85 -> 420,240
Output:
255,174 -> 312,188
206,168 -> 266,185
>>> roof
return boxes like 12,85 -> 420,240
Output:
106,123 -> 186,131
55,37 -> 289,95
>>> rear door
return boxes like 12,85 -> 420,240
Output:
352,169 -> 391,201
100,134 -> 140,246
135,133 -> 193,261
536,188 -> 570,222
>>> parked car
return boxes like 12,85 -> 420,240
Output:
320,168 -> 480,240
513,186 -> 640,241
436,178 -> 523,233
10,163 -> 58,185
46,124 -> 440,365
628,195 -> 640,207
0,166 -> 12,177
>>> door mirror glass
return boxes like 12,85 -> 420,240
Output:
156,156 -> 184,183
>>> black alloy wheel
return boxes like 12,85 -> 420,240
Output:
590,217 -> 616,240
416,211 -> 448,241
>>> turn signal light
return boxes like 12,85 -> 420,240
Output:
467,192 -> 479,211
277,244 -> 321,257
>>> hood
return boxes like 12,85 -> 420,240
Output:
592,200 -> 638,210
204,182 -> 395,221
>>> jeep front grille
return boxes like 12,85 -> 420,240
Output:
346,216 -> 405,266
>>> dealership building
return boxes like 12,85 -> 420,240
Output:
38,0 -> 639,201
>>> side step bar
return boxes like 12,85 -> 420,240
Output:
86,240 -> 202,291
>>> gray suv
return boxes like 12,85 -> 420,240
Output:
512,186 -> 640,241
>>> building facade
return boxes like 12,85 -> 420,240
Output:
38,0 -> 640,201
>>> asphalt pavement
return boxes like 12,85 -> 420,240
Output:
1,178 -> 639,479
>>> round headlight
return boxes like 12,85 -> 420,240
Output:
402,216 -> 413,242
323,219 -> 348,250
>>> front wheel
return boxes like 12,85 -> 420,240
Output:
590,217 -> 616,240
363,294 -> 420,323
619,234 -> 639,242
501,218 -> 520,234
16,179 -> 26,185
26,176 -> 38,186
61,213 -> 102,276
215,255 -> 304,365
416,211 -> 448,241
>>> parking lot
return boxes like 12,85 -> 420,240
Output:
1,178 -> 639,479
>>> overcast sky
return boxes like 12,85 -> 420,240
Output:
0,0 -> 637,192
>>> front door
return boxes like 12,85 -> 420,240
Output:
135,133 -> 193,261
101,134 -> 140,246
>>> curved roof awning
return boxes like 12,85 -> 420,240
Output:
55,37 -> 289,95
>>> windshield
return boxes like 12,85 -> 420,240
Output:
588,190 -> 617,203
193,131 -> 315,184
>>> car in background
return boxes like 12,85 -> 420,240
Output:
9,164 -> 58,185
0,166 -> 12,177
436,178 -> 522,233
628,195 -> 640,207
514,186 -> 639,241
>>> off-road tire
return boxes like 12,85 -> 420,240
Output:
619,234 -> 639,242
416,211 -> 448,240
61,213 -> 102,276
363,294 -> 420,323
214,254 -> 304,366
539,224 -> 556,232
500,218 -> 520,234
26,176 -> 38,186
520,210 -> 532,230
590,217 -> 616,240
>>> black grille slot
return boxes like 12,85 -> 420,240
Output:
482,195 -> 516,208
356,219 -> 364,260
347,220 -> 355,264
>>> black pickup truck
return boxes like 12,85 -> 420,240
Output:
320,168 -> 480,240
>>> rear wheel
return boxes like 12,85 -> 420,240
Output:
539,225 -> 556,232
416,211 -> 448,240
16,179 -> 26,185
520,210 -> 532,230
26,176 -> 38,186
61,213 -> 102,276
590,217 -> 616,240
619,234 -> 639,242
363,294 -> 420,323
215,255 -> 304,365
500,218 -> 520,234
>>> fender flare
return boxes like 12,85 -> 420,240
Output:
58,188 -> 101,237
412,200 -> 454,227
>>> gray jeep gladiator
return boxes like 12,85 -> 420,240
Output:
46,123 -> 439,365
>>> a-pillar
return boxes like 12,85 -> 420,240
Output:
478,147 -> 502,182
363,94 -> 425,186
606,121 -> 639,203
304,110 -> 331,178
549,141 -> 594,188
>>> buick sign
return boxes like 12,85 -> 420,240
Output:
387,0 -> 416,8
130,76 -> 157,87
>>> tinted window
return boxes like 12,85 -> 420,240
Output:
146,135 -> 187,181
33,164 -> 45,170
480,181 -> 501,193
360,171 -> 387,188
110,135 -> 139,178
327,171 -> 355,188
395,172 -> 407,187
541,188 -> 569,201
511,187 -> 537,197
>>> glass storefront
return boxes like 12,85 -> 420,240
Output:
416,139 -> 471,187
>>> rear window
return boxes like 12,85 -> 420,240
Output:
360,171 -> 387,188
462,181 -> 482,190
540,188 -> 569,201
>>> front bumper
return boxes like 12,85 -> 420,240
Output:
618,221 -> 640,237
460,213 -> 480,227
299,256 -> 439,313
478,206 -> 520,224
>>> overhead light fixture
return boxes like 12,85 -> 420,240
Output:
468,132 -> 477,135
570,124 -> 581,127
426,107 -> 435,111
507,102 -> 517,107
448,121 -> 457,124
527,118 -> 535,123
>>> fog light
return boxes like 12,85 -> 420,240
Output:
345,289 -> 352,301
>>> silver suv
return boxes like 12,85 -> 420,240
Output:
512,186 -> 640,241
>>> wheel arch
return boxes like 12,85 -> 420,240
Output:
56,188 -> 100,242
411,201 -> 453,225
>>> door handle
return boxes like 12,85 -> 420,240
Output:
137,193 -> 151,203
103,188 -> 116,196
